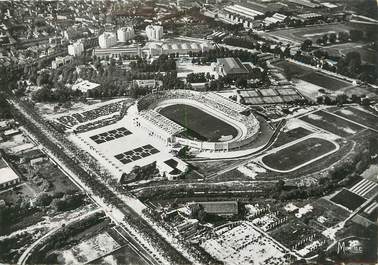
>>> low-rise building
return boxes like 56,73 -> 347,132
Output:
72,80 -> 100,93
0,154 -> 20,190
196,201 -> 239,216
51,55 -> 73,69
215,57 -> 250,79
93,45 -> 142,59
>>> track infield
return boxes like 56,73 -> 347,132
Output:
261,137 -> 337,172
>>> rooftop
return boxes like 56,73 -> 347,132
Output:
0,157 -> 19,185
198,201 -> 238,215
217,57 -> 250,75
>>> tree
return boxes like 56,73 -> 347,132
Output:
301,39 -> 312,51
338,31 -> 349,43
336,93 -> 347,105
329,33 -> 337,44
34,193 -> 53,207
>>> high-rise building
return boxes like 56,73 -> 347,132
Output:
117,26 -> 135,42
98,32 -> 117,48
68,40 -> 84,56
145,25 -> 164,41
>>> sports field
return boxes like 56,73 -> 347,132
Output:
268,24 -> 354,43
330,189 -> 366,211
300,110 -> 365,137
261,137 -> 337,172
331,107 -> 378,131
299,72 -> 352,91
159,104 -> 238,142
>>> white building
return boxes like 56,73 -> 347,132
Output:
51,55 -> 73,69
68,40 -> 84,56
0,156 -> 20,190
117,26 -> 135,42
98,32 -> 117,48
145,25 -> 164,41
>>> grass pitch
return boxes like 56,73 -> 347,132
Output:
159,104 -> 238,142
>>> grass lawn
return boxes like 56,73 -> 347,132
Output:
300,110 -> 365,137
262,137 -> 336,171
159,104 -> 238,142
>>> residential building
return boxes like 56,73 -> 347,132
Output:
117,26 -> 135,42
145,25 -> 164,41
98,32 -> 117,48
68,40 -> 84,56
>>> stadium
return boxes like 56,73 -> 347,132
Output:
133,90 -> 260,152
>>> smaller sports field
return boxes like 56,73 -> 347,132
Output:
159,104 -> 238,142
300,110 -> 365,137
332,107 -> 378,131
268,24 -> 353,43
299,72 -> 352,91
261,137 -> 337,172
330,189 -> 366,211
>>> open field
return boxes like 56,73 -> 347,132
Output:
330,189 -> 366,211
299,72 -> 353,91
330,106 -> 378,131
300,110 -> 365,137
261,137 -> 337,172
268,24 -> 356,43
159,104 -> 238,142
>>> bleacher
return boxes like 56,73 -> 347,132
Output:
139,110 -> 186,136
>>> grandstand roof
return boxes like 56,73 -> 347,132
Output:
217,58 -> 249,76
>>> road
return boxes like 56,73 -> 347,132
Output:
9,98 -> 193,265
